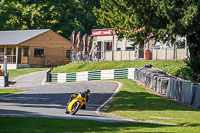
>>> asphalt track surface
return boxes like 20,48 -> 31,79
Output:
2,71 -> 129,122
0,71 -> 177,125
1,77 -> 131,122
11,70 -> 47,87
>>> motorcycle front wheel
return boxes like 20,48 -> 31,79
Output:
71,101 -> 81,115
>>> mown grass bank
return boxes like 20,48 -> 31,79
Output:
0,116 -> 199,133
101,79 -> 200,130
52,60 -> 193,81
0,89 -> 24,96
1,62 -> 198,132
8,68 -> 49,79
1,79 -> 200,132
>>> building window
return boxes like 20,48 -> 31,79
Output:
116,40 -> 122,51
126,47 -> 133,51
24,48 -> 28,56
6,48 -> 11,55
105,42 -> 112,51
34,49 -> 44,57
0,48 -> 4,52
126,40 -> 134,51
66,50 -> 71,58
154,41 -> 160,49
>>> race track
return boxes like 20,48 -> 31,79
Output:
0,81 -> 127,122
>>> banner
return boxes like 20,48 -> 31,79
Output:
74,31 -> 81,55
88,35 -> 93,55
87,35 -> 91,53
71,31 -> 75,53
82,34 -> 87,53
77,31 -> 81,52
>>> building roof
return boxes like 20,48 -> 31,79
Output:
0,29 -> 50,45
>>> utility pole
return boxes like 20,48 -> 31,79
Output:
4,55 -> 7,73
112,30 -> 114,61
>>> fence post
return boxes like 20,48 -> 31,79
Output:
4,55 -> 7,73
4,72 -> 9,87
121,50 -> 122,61
156,49 -> 158,60
46,67 -> 53,82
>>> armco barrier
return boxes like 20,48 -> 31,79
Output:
134,67 -> 200,109
50,68 -> 135,83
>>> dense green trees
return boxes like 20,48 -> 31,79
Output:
0,0 -> 101,39
94,0 -> 199,44
94,0 -> 200,81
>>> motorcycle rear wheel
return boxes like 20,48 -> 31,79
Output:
71,101 -> 81,115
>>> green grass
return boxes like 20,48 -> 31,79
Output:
8,68 -> 49,79
0,117 -> 199,133
52,60 -> 193,81
101,79 -> 200,130
0,89 -> 24,96
1,80 -> 200,132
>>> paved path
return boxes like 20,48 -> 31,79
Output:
11,70 -> 47,88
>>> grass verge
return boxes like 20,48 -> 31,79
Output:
0,89 -> 24,96
51,60 -> 193,81
101,79 -> 200,130
0,80 -> 200,132
0,117 -> 198,133
8,68 -> 49,79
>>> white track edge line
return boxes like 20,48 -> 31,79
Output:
42,78 -> 46,85
95,81 -> 121,115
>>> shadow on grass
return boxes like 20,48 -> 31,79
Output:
0,116 -> 174,133
107,91 -> 195,111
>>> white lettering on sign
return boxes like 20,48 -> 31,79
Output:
92,29 -> 115,36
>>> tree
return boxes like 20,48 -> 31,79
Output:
94,0 -> 199,43
0,0 -> 101,39
94,0 -> 200,81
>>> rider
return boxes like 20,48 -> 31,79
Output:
65,89 -> 90,114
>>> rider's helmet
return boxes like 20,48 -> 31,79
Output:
85,89 -> 90,97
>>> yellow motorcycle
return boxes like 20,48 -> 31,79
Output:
65,89 -> 90,115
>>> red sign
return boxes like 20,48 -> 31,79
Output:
92,29 -> 115,36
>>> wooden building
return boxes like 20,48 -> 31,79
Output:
0,29 -> 71,69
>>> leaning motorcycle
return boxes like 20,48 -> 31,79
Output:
65,92 -> 87,115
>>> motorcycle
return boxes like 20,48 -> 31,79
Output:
65,92 -> 87,115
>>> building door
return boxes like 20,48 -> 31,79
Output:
101,42 -> 104,59
14,48 -> 21,64
97,41 -> 102,59
97,41 -> 104,60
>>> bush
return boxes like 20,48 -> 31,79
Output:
185,56 -> 200,82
